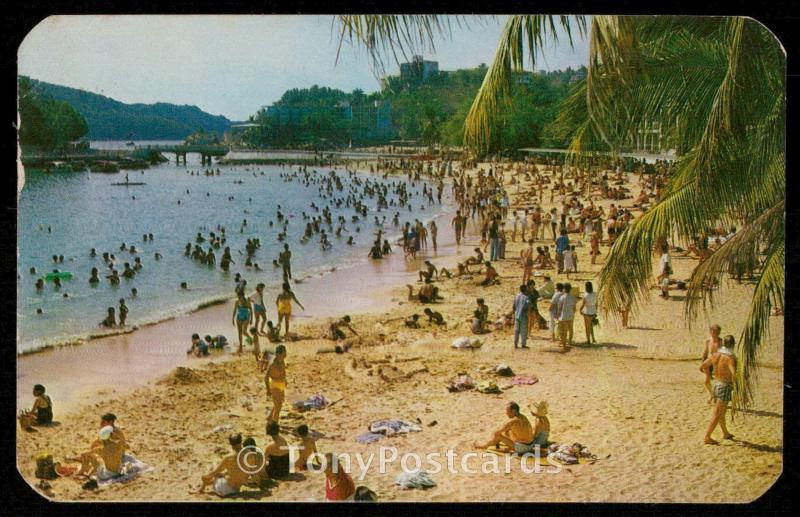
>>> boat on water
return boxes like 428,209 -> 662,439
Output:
126,141 -> 136,147
111,182 -> 147,186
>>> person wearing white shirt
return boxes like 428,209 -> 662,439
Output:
549,283 -> 564,342
579,281 -> 598,345
556,283 -> 577,351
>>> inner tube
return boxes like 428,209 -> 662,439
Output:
44,271 -> 73,281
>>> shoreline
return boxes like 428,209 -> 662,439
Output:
16,193 -> 473,413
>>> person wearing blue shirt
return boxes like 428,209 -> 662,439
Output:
513,285 -> 531,349
555,229 -> 570,274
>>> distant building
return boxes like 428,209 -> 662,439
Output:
399,55 -> 439,83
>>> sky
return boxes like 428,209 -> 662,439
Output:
18,15 -> 589,121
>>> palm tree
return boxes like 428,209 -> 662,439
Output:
336,15 -> 785,410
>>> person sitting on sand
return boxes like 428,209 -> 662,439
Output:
19,384 -> 53,429
406,279 -> 442,303
264,345 -> 287,424
205,334 -> 229,350
264,421 -> 291,479
92,413 -> 128,452
424,307 -> 446,327
471,309 -> 490,335
418,260 -> 439,282
464,248 -> 484,267
700,335 -> 737,444
294,424 -> 318,472
479,261 -> 500,287
404,314 -> 421,328
72,426 -> 125,480
527,401 -> 551,449
188,333 -> 209,357
473,402 -> 534,453
324,453 -> 356,501
195,433 -> 252,497
265,321 -> 281,343
330,315 -> 358,341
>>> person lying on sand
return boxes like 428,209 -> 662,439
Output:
293,424 -> 318,472
329,315 -> 358,341
71,426 -> 125,480
194,433 -> 255,497
473,402 -> 535,453
406,280 -> 442,303
424,308 -> 446,327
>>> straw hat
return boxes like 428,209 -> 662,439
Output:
530,401 -> 549,417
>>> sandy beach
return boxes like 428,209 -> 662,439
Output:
15,162 -> 784,502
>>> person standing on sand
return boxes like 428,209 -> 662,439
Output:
549,283 -> 564,342
700,335 -> 737,444
520,239 -> 534,285
579,281 -> 598,344
232,291 -> 252,354
429,220 -> 438,252
513,285 -> 531,349
276,282 -> 304,338
702,324 -> 723,402
251,283 -> 268,335
264,345 -> 287,424
555,229 -> 570,274
556,283 -> 577,351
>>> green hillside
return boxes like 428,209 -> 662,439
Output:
22,77 -> 231,140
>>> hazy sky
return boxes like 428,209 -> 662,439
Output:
19,15 -> 589,121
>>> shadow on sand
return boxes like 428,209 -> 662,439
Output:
570,342 -> 639,350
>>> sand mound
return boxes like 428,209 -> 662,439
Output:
159,366 -> 203,386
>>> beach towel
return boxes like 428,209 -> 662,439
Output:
96,454 -> 153,486
510,375 -> 539,386
292,394 -> 330,412
447,374 -> 476,392
356,432 -> 384,444
395,471 -> 436,490
368,420 -> 423,436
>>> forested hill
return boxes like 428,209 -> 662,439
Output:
23,77 -> 231,140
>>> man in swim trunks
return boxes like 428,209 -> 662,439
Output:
700,335 -> 737,444
265,345 -> 287,424
276,283 -> 304,338
418,260 -> 439,282
73,426 -> 125,480
473,402 -> 534,453
452,210 -> 464,245
195,434 -> 253,497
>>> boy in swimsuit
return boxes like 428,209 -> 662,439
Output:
329,315 -> 358,341
195,434 -> 253,497
264,421 -> 291,479
265,345 -> 287,424
251,283 -> 267,334
276,283 -> 304,338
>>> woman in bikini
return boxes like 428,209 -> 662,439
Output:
276,282 -> 304,338
232,292 -> 252,354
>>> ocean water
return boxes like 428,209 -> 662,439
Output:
17,150 -> 452,353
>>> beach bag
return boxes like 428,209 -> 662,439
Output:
592,315 -> 600,327
35,454 -> 59,480
354,486 -> 378,502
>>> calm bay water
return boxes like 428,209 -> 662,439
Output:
17,144 -> 451,353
